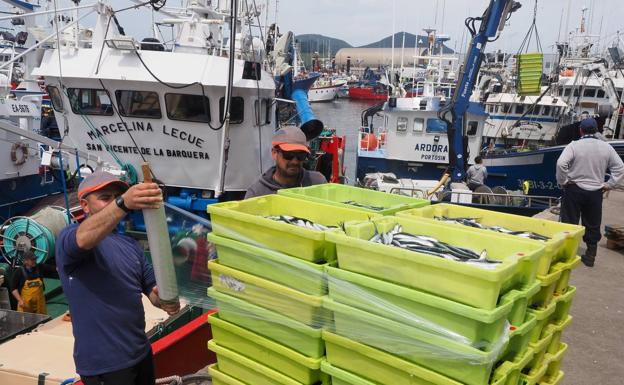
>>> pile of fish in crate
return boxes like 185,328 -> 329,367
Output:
204,183 -> 584,385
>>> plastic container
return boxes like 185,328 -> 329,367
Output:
327,216 -> 544,309
518,359 -> 549,385
322,331 -> 465,385
499,314 -> 537,363
530,269 -> 563,309
544,342 -> 568,379
544,316 -> 573,355
550,286 -> 577,323
209,260 -> 329,327
553,256 -> 581,295
326,266 -> 535,349
207,288 -> 324,358
538,371 -> 564,385
323,298 -> 503,385
208,341 -> 313,385
524,332 -> 553,374
278,184 -> 430,215
526,301 -> 557,343
209,364 -> 247,385
208,313 -> 328,385
320,362 -> 379,385
491,346 -> 534,385
208,233 -> 329,296
398,204 -> 583,275
208,195 -> 378,263
507,281 -> 541,327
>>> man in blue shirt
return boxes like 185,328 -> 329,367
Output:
56,171 -> 180,385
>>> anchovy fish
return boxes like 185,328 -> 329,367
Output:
266,215 -> 334,231
434,216 -> 550,241
342,200 -> 386,211
368,227 -> 501,267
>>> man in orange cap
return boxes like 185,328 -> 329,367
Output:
56,170 -> 180,385
245,125 -> 326,198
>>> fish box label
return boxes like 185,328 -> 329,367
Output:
218,274 -> 246,292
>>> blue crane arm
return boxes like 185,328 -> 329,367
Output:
440,0 -> 521,182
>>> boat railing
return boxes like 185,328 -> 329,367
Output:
358,127 -> 387,152
388,186 -> 560,208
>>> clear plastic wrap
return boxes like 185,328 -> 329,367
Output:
141,203 -> 540,385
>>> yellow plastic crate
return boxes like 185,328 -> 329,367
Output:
209,260 -> 329,327
527,301 -> 557,344
320,362 -> 379,385
208,195 -> 379,263
491,346 -> 534,385
524,332 -> 553,375
278,184 -> 430,215
544,316 -> 573,355
398,204 -> 583,275
550,286 -> 576,323
327,216 -> 544,309
538,371 -> 564,385
208,342 -> 310,385
208,313 -> 329,385
543,343 -> 568,380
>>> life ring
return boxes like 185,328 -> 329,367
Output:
10,142 -> 28,165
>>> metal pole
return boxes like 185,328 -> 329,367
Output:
57,151 -> 72,223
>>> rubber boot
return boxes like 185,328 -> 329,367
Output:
582,244 -> 597,267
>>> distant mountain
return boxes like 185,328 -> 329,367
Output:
359,32 -> 454,54
295,34 -> 353,57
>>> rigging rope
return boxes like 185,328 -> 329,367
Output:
517,0 -> 542,54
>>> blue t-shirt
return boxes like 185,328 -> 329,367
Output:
55,224 -> 157,376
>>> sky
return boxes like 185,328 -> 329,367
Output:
2,0 -> 622,55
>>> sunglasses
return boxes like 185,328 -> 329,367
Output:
278,150 -> 309,161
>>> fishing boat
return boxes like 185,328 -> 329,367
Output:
308,77 -> 346,102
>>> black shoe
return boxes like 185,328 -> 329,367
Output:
582,244 -> 597,267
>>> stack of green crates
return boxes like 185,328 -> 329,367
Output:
396,204 -> 584,385
206,194 -> 379,385
516,53 -> 544,96
322,215 -> 548,385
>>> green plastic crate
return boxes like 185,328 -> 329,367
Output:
327,216 -> 544,309
531,269 -> 563,309
208,195 -> 378,263
209,260 -> 329,327
527,301 -> 557,343
208,313 -> 329,385
322,331 -> 465,385
543,342 -> 568,379
544,316 -> 572,355
326,266 -> 535,349
278,184 -> 430,215
553,256 -> 581,295
550,286 -> 576,323
208,233 -> 328,296
507,281 -> 541,327
207,288 -> 324,357
209,364 -> 246,385
538,371 -> 564,385
499,313 -> 537,363
208,340 -> 311,385
320,362 -> 379,385
519,359 -> 549,385
524,332 -> 553,374
491,346 -> 534,385
398,204 -> 583,275
323,298 -> 502,385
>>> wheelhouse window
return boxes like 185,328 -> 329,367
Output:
47,85 -> 64,112
413,118 -> 424,132
552,106 -> 561,117
502,104 -> 512,113
67,88 -> 113,115
467,121 -> 479,136
115,90 -> 162,119
573,88 -> 580,97
220,96 -> 244,124
426,118 -> 447,133
396,117 -> 408,132
596,89 -> 606,98
583,88 -> 596,98
165,93 -> 211,122
254,98 -> 272,125
542,105 -> 551,116
515,104 -> 525,114
531,105 -> 541,115
563,88 -> 571,97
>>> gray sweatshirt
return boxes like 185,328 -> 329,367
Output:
244,166 -> 327,199
556,137 -> 624,191
466,164 -> 488,185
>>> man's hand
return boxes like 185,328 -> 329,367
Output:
602,184 -> 611,192
18,300 -> 25,308
122,183 -> 163,211
149,286 -> 181,316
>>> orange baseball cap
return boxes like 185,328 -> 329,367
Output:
271,126 -> 310,153
78,171 -> 129,200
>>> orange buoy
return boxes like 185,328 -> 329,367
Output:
360,133 -> 378,151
